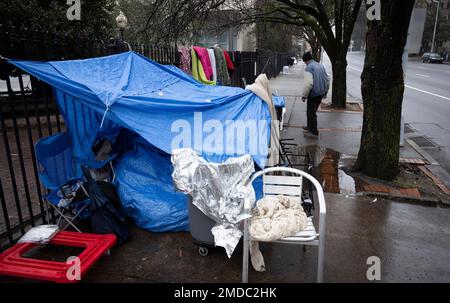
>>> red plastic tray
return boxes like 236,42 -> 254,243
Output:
0,231 -> 116,283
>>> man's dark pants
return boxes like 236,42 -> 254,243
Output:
306,95 -> 323,135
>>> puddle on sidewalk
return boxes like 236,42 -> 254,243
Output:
292,145 -> 364,194
293,145 -> 437,202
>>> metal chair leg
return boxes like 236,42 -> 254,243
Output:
60,209 -> 87,233
57,212 -> 63,226
60,216 -> 82,233
317,237 -> 325,283
242,219 -> 249,283
45,201 -> 51,224
48,203 -> 82,233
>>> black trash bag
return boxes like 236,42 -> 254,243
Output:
88,181 -> 130,245
82,167 -> 130,245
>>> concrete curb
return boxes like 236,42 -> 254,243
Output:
406,138 -> 439,166
418,166 -> 450,196
364,192 -> 439,207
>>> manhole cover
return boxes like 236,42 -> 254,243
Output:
409,136 -> 436,148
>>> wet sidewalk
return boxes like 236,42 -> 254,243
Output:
61,193 -> 450,283
272,64 -> 450,203
271,63 -> 422,159
82,194 -> 450,283
3,193 -> 450,283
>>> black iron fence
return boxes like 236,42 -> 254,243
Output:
257,49 -> 293,80
0,27 -> 293,250
229,50 -> 293,88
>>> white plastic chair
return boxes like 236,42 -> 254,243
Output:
242,167 -> 326,283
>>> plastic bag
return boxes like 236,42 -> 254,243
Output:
18,225 -> 59,244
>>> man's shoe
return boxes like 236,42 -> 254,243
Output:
304,131 -> 319,139
302,126 -> 309,131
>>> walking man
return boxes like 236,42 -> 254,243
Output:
301,52 -> 330,139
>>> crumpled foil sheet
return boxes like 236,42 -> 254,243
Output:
172,149 -> 255,258
211,224 -> 243,257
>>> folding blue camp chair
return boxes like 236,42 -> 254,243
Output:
35,132 -> 117,232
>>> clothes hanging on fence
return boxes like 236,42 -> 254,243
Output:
176,46 -> 231,86
193,46 -> 214,81
223,51 -> 235,77
191,48 -> 216,86
178,46 -> 192,75
213,47 -> 230,86
207,48 -> 217,83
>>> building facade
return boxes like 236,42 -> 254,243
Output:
350,2 -> 429,55
421,0 -> 450,55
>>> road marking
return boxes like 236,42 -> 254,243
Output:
348,65 -> 362,73
405,85 -> 450,101
348,65 -> 450,101
415,74 -> 430,78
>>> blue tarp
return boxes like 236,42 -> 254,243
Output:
115,142 -> 189,232
10,52 -> 271,167
10,51 -> 271,232
273,95 -> 286,108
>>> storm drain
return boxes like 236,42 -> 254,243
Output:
409,136 -> 436,148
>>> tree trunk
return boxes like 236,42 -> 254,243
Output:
311,45 -> 322,62
355,0 -> 415,180
331,55 -> 347,108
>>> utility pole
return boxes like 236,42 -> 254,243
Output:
431,0 -> 440,52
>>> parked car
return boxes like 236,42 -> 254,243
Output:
422,52 -> 444,63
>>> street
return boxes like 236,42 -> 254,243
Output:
345,52 -> 450,174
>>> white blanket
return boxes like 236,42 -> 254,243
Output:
249,195 -> 308,271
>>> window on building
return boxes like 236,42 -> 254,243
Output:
197,29 -> 239,51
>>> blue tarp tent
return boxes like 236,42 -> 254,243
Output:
9,51 -> 271,232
